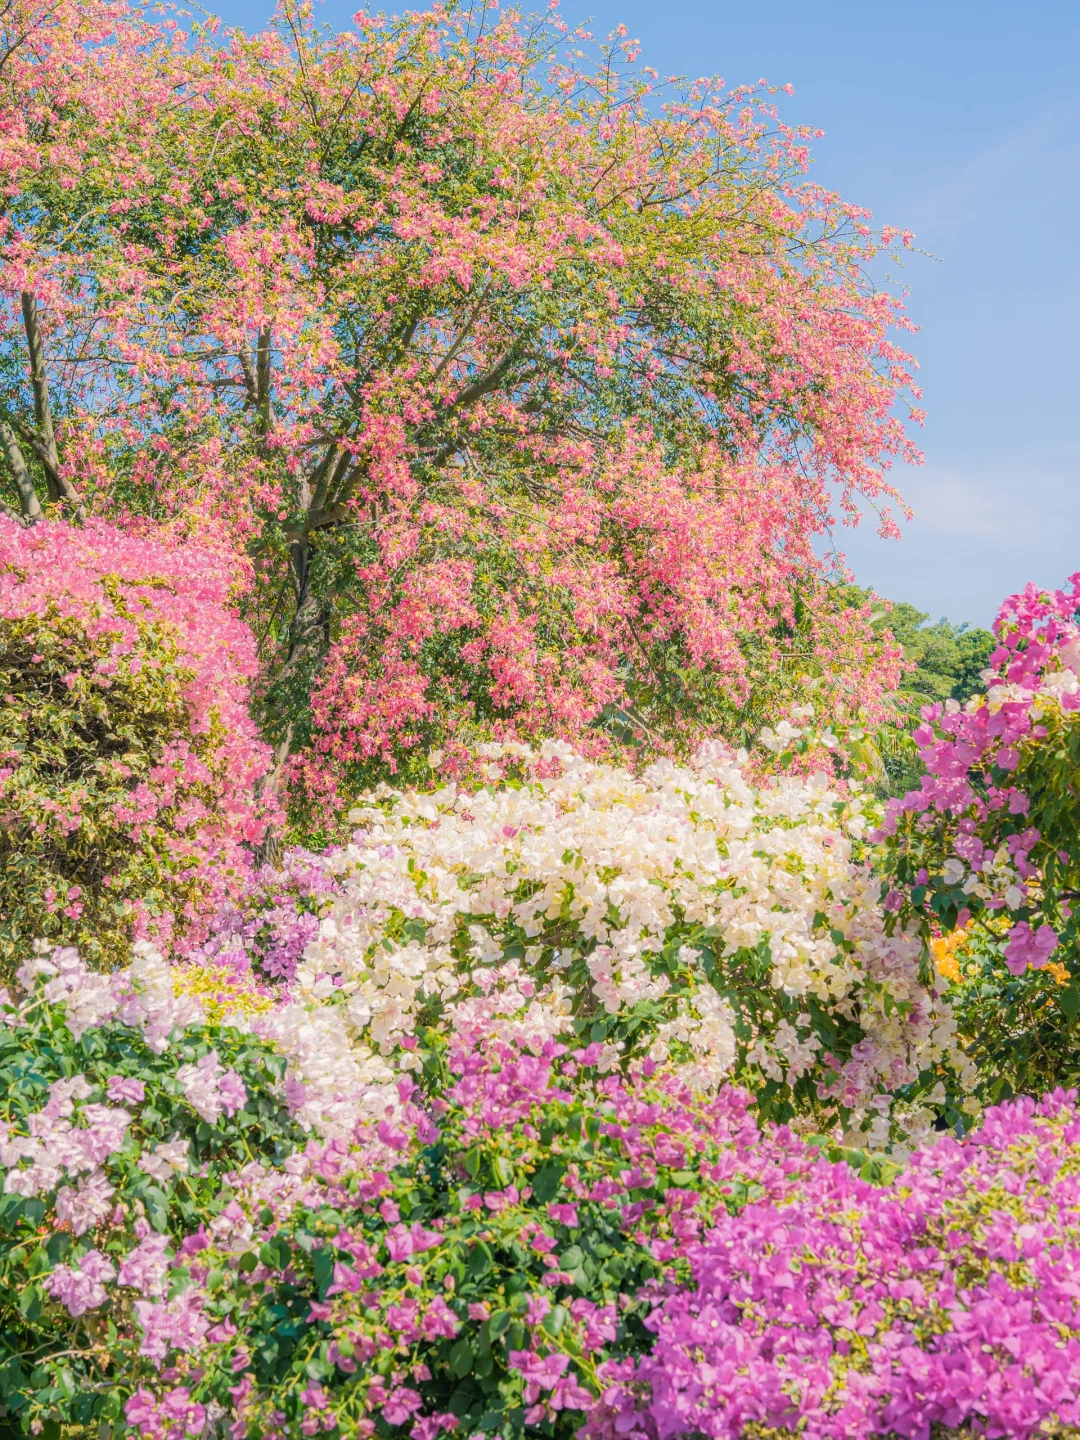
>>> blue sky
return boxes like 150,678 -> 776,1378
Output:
213,0 -> 1080,628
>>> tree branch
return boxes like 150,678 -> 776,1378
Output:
445,349 -> 524,413
20,292 -> 85,520
255,324 -> 273,435
238,346 -> 259,404
0,420 -> 42,522
21,292 -> 59,497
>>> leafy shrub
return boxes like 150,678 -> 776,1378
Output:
3,947 -> 1077,1440
0,519 -> 277,974
589,1089 -> 1080,1440
931,919 -> 1080,1104
878,573 -> 1080,1095
0,943 -> 307,1437
278,740 -> 973,1151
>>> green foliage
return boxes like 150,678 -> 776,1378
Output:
0,967 -> 779,1440
884,601 -> 995,708
930,699 -> 1080,1104
868,599 -> 995,798
0,608 -> 233,977
0,1001 -> 305,1436
190,1037 -> 757,1440
936,920 -> 1080,1105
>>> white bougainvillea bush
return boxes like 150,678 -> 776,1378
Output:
194,741 -> 976,1153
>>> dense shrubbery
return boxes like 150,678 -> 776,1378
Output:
0,946 -> 306,1434
266,739 -> 973,1149
2,0 -> 1080,1436
932,918 -> 1080,1104
5,594 -> 1080,1438
593,1088 -> 1080,1440
0,520 -> 275,975
3,948 -> 1079,1440
878,573 -> 1080,1075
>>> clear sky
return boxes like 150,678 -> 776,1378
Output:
211,0 -> 1080,628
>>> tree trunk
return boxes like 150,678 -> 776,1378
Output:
253,532 -> 331,854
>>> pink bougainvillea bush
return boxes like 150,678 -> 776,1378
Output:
587,1087 -> 1080,1440
0,519 -> 276,972
2,944 -> 1079,1440
0,0 -> 910,806
877,572 -> 1080,1100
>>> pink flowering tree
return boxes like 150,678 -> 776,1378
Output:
0,0 -> 914,819
0,518 -> 276,972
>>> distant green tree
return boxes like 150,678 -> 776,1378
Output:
883,602 -> 995,707
866,600 -> 995,797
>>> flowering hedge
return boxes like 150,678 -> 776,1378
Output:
275,741 -> 973,1151
589,1087 -> 1080,1440
3,945 -> 1079,1440
879,574 -> 1080,970
877,573 -> 1080,1099
0,519 -> 276,974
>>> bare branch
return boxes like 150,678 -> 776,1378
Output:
430,282 -> 493,384
255,324 -> 273,434
238,346 -> 259,404
445,350 -> 524,413
9,414 -> 83,520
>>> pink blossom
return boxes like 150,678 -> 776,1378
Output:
44,1248 -> 115,1317
107,1075 -> 146,1103
1004,920 -> 1059,975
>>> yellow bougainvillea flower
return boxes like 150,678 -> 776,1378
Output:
931,930 -> 968,985
172,962 -> 274,1024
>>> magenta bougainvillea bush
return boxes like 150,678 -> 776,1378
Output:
879,572 -> 1080,963
878,573 -> 1080,1100
2,946 -> 1079,1440
0,518 -> 277,971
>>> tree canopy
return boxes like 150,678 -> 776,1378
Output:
0,0 -> 918,824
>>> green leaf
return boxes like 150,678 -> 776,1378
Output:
312,1245 -> 334,1296
531,1163 -> 565,1203
449,1338 -> 473,1378
467,1242 -> 493,1278
259,1236 -> 292,1271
